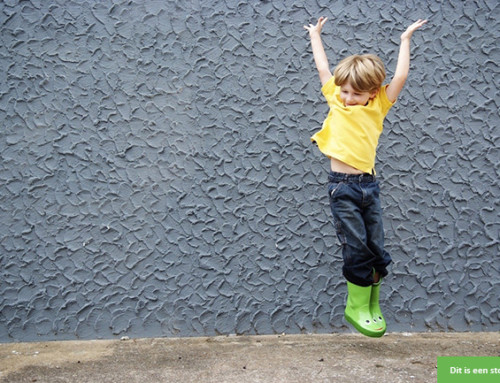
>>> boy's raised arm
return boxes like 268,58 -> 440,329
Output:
386,19 -> 427,103
304,17 -> 333,86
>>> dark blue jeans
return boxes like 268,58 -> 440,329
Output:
328,171 -> 392,287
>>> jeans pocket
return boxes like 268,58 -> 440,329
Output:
328,182 -> 344,199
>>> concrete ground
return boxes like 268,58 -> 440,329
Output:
0,332 -> 499,383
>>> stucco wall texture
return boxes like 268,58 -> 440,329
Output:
0,0 -> 499,342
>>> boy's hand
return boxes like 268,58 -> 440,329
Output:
401,19 -> 427,41
304,16 -> 328,36
387,18 -> 427,102
304,16 -> 332,85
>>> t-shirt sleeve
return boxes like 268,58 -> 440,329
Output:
378,84 -> 395,114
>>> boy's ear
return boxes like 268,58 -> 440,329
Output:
369,89 -> 379,99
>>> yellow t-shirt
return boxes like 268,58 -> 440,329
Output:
311,77 -> 394,174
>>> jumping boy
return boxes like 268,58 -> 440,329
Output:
304,17 -> 427,337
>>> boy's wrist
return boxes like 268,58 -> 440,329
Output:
309,30 -> 322,39
400,35 -> 412,43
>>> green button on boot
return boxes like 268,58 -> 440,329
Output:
345,281 -> 385,338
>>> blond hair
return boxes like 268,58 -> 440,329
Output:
334,54 -> 386,93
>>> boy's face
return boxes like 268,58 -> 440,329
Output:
340,82 -> 378,107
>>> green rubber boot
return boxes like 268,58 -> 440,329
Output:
345,281 -> 385,338
370,278 -> 387,336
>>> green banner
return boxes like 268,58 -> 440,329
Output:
438,357 -> 500,383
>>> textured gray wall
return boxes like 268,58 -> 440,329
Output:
0,0 -> 499,342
